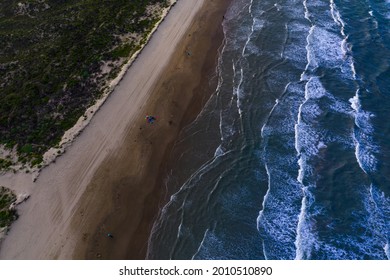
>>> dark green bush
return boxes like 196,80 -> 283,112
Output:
0,186 -> 18,228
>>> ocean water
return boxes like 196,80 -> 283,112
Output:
147,0 -> 390,259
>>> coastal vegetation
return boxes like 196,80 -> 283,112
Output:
0,186 -> 18,229
0,0 -> 170,168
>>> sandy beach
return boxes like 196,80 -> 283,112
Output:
0,0 -> 231,259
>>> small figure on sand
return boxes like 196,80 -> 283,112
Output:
145,115 -> 157,124
107,233 -> 114,238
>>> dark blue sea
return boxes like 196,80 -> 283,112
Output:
147,0 -> 390,259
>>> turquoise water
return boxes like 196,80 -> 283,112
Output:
147,0 -> 390,259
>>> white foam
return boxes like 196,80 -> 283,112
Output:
308,26 -> 344,69
220,122 -> 236,142
331,0 -> 360,80
301,25 -> 315,77
214,145 -> 225,157
242,3 -> 256,57
296,121 -> 321,157
305,77 -> 328,99
303,0 -> 355,78
385,243 -> 390,260
260,123 -> 269,138
282,25 -> 310,65
350,59 -> 357,79
317,141 -> 327,149
297,157 -> 305,184
191,228 -> 210,259
330,0 -> 346,36
349,90 -> 378,173
257,157 -> 303,259
363,184 -> 390,259
349,94 -> 360,111
214,38 -> 227,98
219,110 -> 224,141
354,141 -> 377,173
273,3 -> 281,11
261,96 -> 285,138
257,163 -> 272,232
295,103 -> 303,153
294,187 -> 318,260
248,0 -> 254,14
303,0 -> 311,21
235,66 -> 244,116
341,36 -> 349,57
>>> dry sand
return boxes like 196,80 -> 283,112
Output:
0,0 -> 230,259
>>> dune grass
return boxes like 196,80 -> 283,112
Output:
0,186 -> 18,228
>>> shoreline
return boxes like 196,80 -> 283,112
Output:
0,0 -> 231,259
77,0 -> 232,259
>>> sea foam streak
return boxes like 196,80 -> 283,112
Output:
235,0 -> 311,260
293,0 -> 366,259
259,82 -> 305,259
330,0 -> 379,175
349,91 -> 378,174
294,0 -> 320,260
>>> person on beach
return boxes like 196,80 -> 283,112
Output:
146,115 -> 157,124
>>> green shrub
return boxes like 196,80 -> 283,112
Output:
0,186 -> 18,228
